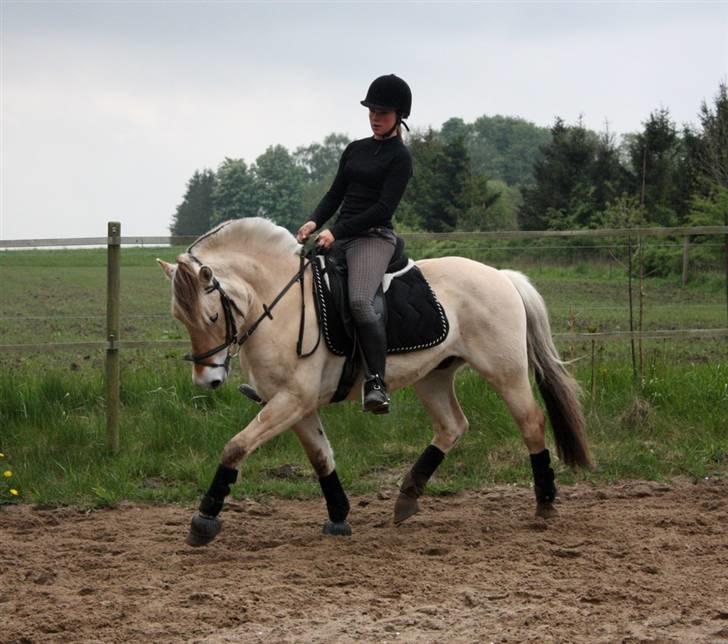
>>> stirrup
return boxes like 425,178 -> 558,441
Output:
238,383 -> 266,405
362,376 -> 390,415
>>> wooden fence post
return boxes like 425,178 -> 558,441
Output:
724,217 -> 728,325
682,235 -> 690,286
106,222 -> 121,454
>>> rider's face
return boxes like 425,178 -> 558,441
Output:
369,109 -> 397,139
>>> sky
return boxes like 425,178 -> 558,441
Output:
1,1 -> 727,240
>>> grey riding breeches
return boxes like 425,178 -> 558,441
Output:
334,229 -> 396,327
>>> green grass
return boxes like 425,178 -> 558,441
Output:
1,352 -> 726,508
0,243 -> 726,507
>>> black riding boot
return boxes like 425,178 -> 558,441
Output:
356,318 -> 390,414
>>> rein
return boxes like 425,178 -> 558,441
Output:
183,248 -> 320,369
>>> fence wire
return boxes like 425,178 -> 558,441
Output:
1,228 -> 726,355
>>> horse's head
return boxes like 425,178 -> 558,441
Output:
158,256 -> 250,389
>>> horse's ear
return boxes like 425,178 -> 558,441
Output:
199,265 -> 214,286
156,258 -> 176,280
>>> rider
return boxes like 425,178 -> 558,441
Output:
296,74 -> 413,414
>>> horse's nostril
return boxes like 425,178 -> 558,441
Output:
210,379 -> 222,389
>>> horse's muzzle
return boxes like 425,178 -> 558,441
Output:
192,364 -> 228,389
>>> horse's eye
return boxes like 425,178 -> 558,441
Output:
209,313 -> 219,324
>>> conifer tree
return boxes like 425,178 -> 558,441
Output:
627,108 -> 681,225
170,169 -> 216,236
696,82 -> 728,190
519,118 -> 599,229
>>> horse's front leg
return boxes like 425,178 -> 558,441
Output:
292,413 -> 352,536
186,391 -> 308,547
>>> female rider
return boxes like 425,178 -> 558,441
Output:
296,74 -> 413,414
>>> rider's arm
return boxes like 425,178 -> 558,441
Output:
309,143 -> 352,230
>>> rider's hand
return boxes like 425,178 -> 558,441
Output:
316,229 -> 335,250
296,221 -> 317,242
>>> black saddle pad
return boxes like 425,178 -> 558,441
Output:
311,254 -> 449,357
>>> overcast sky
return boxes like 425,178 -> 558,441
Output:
1,1 -> 726,240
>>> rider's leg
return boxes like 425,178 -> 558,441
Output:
355,313 -> 389,411
345,236 -> 395,413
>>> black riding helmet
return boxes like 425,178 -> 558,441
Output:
360,74 -> 412,122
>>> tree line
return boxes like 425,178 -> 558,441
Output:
170,82 -> 727,236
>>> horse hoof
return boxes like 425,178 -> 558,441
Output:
322,520 -> 352,536
393,493 -> 420,525
186,513 -> 221,547
535,502 -> 558,519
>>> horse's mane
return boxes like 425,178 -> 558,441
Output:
187,217 -> 300,260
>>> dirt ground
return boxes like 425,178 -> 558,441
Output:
2,477 -> 727,644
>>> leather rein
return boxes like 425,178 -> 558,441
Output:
183,248 -> 320,370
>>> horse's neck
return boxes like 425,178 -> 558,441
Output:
215,248 -> 299,304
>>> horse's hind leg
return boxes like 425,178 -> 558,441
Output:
488,370 -> 558,519
292,413 -> 352,536
394,364 -> 469,525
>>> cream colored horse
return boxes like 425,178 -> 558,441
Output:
158,218 -> 593,547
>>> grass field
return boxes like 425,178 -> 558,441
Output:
0,240 -> 726,507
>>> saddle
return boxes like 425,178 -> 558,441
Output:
311,236 -> 449,402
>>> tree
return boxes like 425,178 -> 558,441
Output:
696,81 -> 728,191
478,179 -> 521,230
518,118 -> 600,230
597,194 -> 645,229
252,145 -> 307,231
210,158 -> 257,225
468,115 -> 551,187
673,126 -> 705,221
170,169 -> 216,235
685,185 -> 728,272
440,117 -> 472,146
591,128 -> 630,214
673,83 -> 728,225
294,133 -> 350,183
458,174 -> 503,231
295,133 -> 351,218
399,129 -> 499,232
399,129 -> 463,231
692,82 -> 728,239
627,108 -> 681,225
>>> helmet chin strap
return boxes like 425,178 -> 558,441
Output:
381,115 -> 408,139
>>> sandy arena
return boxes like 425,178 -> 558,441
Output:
2,477 -> 727,643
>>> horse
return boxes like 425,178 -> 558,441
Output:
157,217 -> 593,547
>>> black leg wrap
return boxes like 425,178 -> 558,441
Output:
199,494 -> 223,517
530,449 -> 556,503
198,463 -> 238,517
401,445 -> 445,499
319,470 -> 350,523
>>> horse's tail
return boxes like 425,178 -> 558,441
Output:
501,270 -> 594,470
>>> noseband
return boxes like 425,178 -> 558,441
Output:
183,249 -> 319,371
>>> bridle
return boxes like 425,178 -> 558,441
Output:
183,248 -> 320,371
182,274 -> 244,370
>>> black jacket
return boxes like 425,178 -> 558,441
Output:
310,136 -> 413,240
